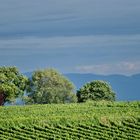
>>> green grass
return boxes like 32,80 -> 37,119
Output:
0,101 -> 140,139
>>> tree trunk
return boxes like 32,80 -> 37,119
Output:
0,91 -> 5,106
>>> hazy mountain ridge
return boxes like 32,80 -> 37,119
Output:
24,72 -> 140,101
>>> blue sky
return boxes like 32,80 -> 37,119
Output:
0,0 -> 140,75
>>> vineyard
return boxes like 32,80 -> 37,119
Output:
0,101 -> 140,139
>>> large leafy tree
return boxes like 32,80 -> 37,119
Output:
0,66 -> 28,105
77,80 -> 116,102
25,68 -> 77,104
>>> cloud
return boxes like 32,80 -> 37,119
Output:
0,0 -> 140,37
75,61 -> 140,75
0,0 -> 140,75
0,34 -> 140,49
0,34 -> 140,75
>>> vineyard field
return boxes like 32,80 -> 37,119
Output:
0,101 -> 140,139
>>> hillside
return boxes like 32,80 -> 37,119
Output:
24,72 -> 140,101
65,73 -> 140,101
0,101 -> 140,139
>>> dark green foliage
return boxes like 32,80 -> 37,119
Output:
0,66 -> 28,105
25,68 -> 77,104
77,80 -> 116,102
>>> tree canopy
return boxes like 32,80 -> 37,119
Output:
25,68 -> 77,104
0,66 -> 28,105
77,80 -> 116,102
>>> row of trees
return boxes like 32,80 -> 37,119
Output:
0,66 -> 116,106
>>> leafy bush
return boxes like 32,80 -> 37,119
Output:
0,66 -> 28,105
77,80 -> 116,102
25,68 -> 77,104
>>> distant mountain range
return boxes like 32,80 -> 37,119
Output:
24,72 -> 140,101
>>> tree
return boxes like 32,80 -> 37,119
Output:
77,80 -> 116,102
0,66 -> 28,105
25,68 -> 77,104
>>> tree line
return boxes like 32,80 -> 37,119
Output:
0,66 -> 116,106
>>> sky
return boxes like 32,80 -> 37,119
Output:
0,0 -> 140,75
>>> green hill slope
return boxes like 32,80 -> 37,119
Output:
0,101 -> 140,139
